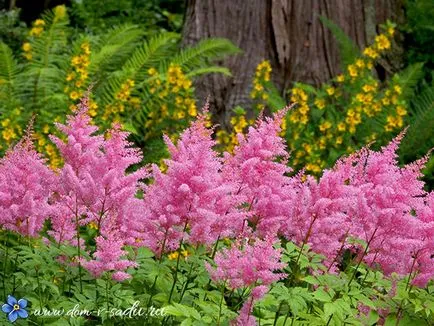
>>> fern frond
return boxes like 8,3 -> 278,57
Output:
185,66 -> 232,78
16,6 -> 69,110
98,33 -> 179,104
172,38 -> 241,70
0,42 -> 20,101
320,16 -> 360,67
400,84 -> 434,158
90,24 -> 144,75
392,62 -> 424,99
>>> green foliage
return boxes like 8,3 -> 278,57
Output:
0,8 -> 27,53
404,0 -> 434,78
320,16 -> 360,67
0,5 -> 239,166
70,0 -> 184,36
1,230 -> 432,325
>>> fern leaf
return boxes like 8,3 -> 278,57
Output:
392,62 -> 424,99
172,38 -> 241,70
185,66 -> 232,78
0,42 -> 20,100
320,16 -> 360,67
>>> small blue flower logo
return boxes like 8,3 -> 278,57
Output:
2,295 -> 28,323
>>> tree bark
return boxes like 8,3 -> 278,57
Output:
182,0 -> 404,127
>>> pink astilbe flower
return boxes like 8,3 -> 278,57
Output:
142,110 -> 242,256
280,170 -> 353,268
207,237 -> 286,325
48,96 -> 147,279
283,132 -> 433,281
82,233 -> 137,280
207,237 -> 286,289
223,108 -> 294,238
412,192 -> 434,287
0,129 -> 56,237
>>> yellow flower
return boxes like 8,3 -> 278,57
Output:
335,136 -> 343,145
299,105 -> 309,115
22,42 -> 31,52
30,27 -> 44,37
168,252 -> 179,260
34,19 -> 45,26
181,250 -> 189,257
302,143 -> 312,154
66,72 -> 75,81
319,120 -> 332,132
393,85 -> 402,94
348,65 -> 358,77
337,122 -> 346,132
148,67 -> 158,75
43,124 -> 50,134
355,59 -> 365,68
89,221 -> 98,230
23,52 -> 32,60
70,91 -> 80,100
387,27 -> 395,36
326,87 -> 335,96
314,98 -> 326,110
396,105 -> 407,116
336,74 -> 345,83
363,47 -> 378,59
188,104 -> 197,117
300,115 -> 309,125
362,84 -> 375,93
1,119 -> 10,127
382,97 -> 390,106
182,80 -> 192,90
71,56 -> 81,66
375,34 -> 391,50
54,5 -> 66,19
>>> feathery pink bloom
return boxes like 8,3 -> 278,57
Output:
0,130 -> 56,236
223,109 -> 293,238
48,97 -> 147,279
142,110 -> 242,256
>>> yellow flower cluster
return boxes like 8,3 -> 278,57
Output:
22,42 -> 32,61
384,85 -> 407,131
289,87 -> 309,125
65,41 -> 97,116
0,118 -> 21,149
216,113 -> 250,152
34,130 -> 62,169
145,64 -> 197,139
29,19 -> 45,37
103,79 -> 140,121
53,5 -> 66,22
250,60 -> 272,110
168,249 -> 189,260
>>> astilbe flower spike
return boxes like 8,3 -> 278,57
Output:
0,124 -> 56,237
223,107 -> 295,239
49,96 -> 148,280
142,107 -> 243,256
281,131 -> 433,281
206,237 -> 286,325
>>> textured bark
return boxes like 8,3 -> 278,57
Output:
182,0 -> 404,126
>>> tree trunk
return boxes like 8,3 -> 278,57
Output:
182,0 -> 404,127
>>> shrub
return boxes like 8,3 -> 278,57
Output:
0,98 -> 433,325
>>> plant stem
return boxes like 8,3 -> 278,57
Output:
273,302 -> 283,326
295,214 -> 317,267
178,262 -> 194,303
2,231 -> 9,299
167,221 -> 189,303
75,198 -> 83,293
348,227 -> 378,287
217,283 -> 226,326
